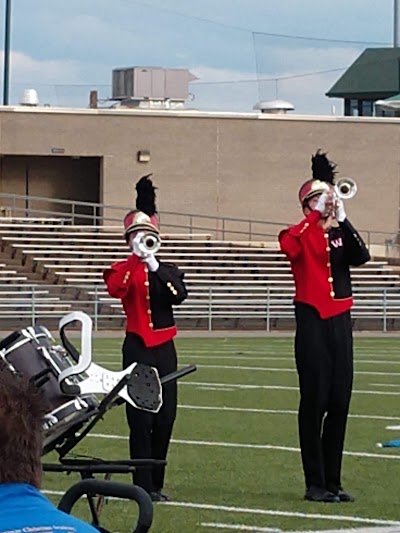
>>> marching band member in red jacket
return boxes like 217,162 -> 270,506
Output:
103,175 -> 187,502
279,151 -> 370,503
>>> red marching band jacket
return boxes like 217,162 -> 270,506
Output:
103,254 -> 187,347
279,210 -> 354,319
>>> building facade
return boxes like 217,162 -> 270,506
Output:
0,105 -> 399,243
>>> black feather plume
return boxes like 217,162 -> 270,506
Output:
311,149 -> 337,184
135,174 -> 157,216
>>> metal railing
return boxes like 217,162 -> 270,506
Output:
0,284 -> 399,333
0,192 -> 395,246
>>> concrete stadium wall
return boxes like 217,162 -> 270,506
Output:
0,106 -> 399,242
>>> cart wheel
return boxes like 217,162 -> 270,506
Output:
58,478 -> 153,533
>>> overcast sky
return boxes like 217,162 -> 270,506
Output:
0,0 -> 395,114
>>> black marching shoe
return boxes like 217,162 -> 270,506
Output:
304,485 -> 340,503
149,490 -> 172,502
335,489 -> 355,502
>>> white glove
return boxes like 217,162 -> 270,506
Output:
131,232 -> 147,258
142,254 -> 159,272
131,232 -> 159,270
335,197 -> 347,222
314,191 -> 329,214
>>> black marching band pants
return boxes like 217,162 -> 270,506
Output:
122,333 -> 178,493
294,302 -> 353,492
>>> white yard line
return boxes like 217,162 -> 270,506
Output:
197,387 -> 235,391
93,348 -> 400,357
201,525 -> 400,533
41,491 -> 400,527
95,360 -> 400,377
90,368 -> 400,394
87,433 -> 400,460
178,404 -> 400,422
96,355 -> 297,361
94,355 -> 400,367
193,365 -> 295,373
95,351 -> 397,360
88,367 -> 400,395
201,524 -> 281,532
194,365 -> 400,377
369,384 -> 400,388
161,502 -> 400,527
180,356 -> 400,365
180,381 -> 400,396
181,356 -> 400,365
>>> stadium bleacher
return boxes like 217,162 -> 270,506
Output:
0,219 -> 399,331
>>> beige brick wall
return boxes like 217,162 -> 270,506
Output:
0,107 -> 399,242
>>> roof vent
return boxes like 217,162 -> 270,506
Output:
253,99 -> 294,114
20,89 -> 39,106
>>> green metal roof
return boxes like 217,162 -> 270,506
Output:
326,47 -> 400,99
383,93 -> 400,101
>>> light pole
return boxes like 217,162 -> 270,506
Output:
3,0 -> 11,105
395,0 -> 399,47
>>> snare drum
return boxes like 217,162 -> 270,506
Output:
0,325 -> 99,454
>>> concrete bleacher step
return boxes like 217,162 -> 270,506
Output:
0,224 -> 211,237
38,259 -> 391,269
45,263 -> 399,276
0,302 -> 71,308
19,247 -> 284,257
0,219 -> 399,329
0,233 -> 213,244
0,276 -> 28,282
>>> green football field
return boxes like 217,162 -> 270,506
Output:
42,336 -> 400,532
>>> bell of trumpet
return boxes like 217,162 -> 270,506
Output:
138,231 -> 161,255
335,177 -> 357,200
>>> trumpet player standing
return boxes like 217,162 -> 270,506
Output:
279,151 -> 370,503
103,175 -> 187,502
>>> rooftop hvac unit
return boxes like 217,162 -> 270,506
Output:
112,67 -> 198,102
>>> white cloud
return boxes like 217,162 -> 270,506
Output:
188,43 -> 360,114
0,50 -> 99,106
1,50 -> 81,84
0,40 -> 361,114
190,65 -> 256,83
253,42 -> 362,75
6,0 -> 380,115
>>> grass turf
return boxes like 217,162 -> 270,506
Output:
42,337 -> 400,532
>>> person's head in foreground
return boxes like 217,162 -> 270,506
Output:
0,367 -> 98,532
0,367 -> 46,488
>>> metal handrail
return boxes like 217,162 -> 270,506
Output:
0,192 -> 286,225
0,191 -> 395,245
0,284 -> 398,333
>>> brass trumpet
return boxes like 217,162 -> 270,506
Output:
322,178 -> 357,219
138,232 -> 161,255
334,177 -> 357,200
